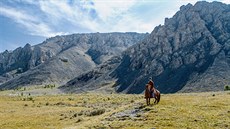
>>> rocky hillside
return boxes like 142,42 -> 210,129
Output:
61,1 -> 230,93
0,33 -> 147,89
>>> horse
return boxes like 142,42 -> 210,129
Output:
145,84 -> 161,106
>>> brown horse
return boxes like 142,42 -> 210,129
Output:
145,84 -> 160,105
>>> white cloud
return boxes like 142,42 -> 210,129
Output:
38,0 -> 100,32
0,6 -> 36,22
221,0 -> 230,4
92,0 -> 137,21
0,6 -> 66,37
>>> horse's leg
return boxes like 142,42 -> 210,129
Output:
154,97 -> 157,104
146,98 -> 150,106
153,92 -> 157,104
155,93 -> 160,104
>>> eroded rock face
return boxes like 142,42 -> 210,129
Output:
60,56 -> 122,93
62,1 -> 230,93
0,33 -> 147,89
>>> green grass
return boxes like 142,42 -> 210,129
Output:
0,91 -> 229,129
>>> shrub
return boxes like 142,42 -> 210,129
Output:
60,58 -> 68,62
55,102 -> 66,106
44,84 -> 56,89
68,98 -> 74,101
224,85 -> 230,91
86,109 -> 105,116
55,102 -> 71,106
23,97 -> 34,101
46,102 -> 49,106
27,97 -> 33,101
78,112 -> 83,116
73,113 -> 78,117
76,118 -> 82,123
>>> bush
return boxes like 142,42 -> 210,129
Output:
27,97 -> 33,101
86,109 -> 105,116
46,102 -> 49,106
76,118 -> 82,123
224,85 -> 230,91
55,102 -> 71,106
60,58 -> 68,62
68,98 -> 74,101
44,84 -> 56,89
23,97 -> 34,101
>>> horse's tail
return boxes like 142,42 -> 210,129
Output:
157,90 -> 160,103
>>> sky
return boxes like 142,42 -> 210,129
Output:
0,0 -> 229,52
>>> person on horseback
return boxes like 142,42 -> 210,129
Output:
148,77 -> 156,98
145,77 -> 161,105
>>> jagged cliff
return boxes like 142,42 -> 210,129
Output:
61,1 -> 230,93
0,32 -> 147,89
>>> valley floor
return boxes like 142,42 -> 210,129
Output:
0,90 -> 229,129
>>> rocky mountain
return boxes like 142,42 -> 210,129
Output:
60,1 -> 230,93
0,32 -> 147,89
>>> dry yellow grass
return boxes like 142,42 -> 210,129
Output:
0,90 -> 229,129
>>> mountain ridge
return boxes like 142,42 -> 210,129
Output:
0,32 -> 147,89
60,1 -> 230,93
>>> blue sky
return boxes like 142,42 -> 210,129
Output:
0,0 -> 229,52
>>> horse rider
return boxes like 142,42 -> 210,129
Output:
148,77 -> 156,98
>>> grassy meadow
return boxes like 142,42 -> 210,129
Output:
0,90 -> 229,129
